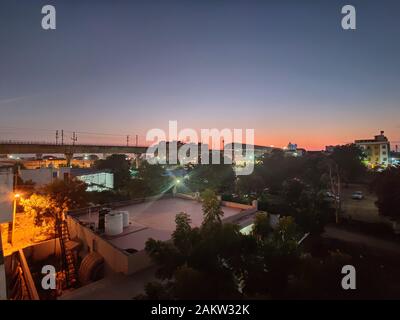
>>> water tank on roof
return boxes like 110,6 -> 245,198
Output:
113,211 -> 129,228
105,212 -> 123,236
121,211 -> 130,228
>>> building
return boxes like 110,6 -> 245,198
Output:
284,142 -> 306,157
355,131 -> 391,168
224,143 -> 277,161
19,167 -> 113,191
73,169 -> 114,192
390,151 -> 400,166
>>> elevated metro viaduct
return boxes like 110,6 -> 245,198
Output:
0,142 -> 148,165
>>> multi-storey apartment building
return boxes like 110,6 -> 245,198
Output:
355,131 -> 390,168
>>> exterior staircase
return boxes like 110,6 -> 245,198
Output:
57,218 -> 78,288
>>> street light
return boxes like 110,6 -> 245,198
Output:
9,193 -> 21,245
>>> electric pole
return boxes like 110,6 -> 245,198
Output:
71,132 -> 78,146
127,135 -> 129,147
56,130 -> 59,145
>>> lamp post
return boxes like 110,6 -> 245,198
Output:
8,193 -> 20,245
173,179 -> 181,195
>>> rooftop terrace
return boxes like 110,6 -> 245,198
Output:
74,197 -> 243,252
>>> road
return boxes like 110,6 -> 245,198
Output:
323,225 -> 400,255
340,184 -> 383,223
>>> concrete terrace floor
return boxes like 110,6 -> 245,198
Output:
76,197 -> 243,251
122,197 -> 242,231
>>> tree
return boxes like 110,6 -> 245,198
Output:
19,194 -> 61,236
201,189 -> 224,227
41,178 -> 88,211
244,216 -> 302,298
252,212 -> 272,240
330,144 -> 366,183
273,216 -> 300,244
282,178 -> 306,206
143,208 -> 251,299
292,190 -> 333,235
172,212 -> 198,257
371,167 -> 400,218
136,161 -> 172,195
145,238 -> 182,279
236,165 -> 265,196
186,160 -> 236,193
142,202 -> 307,300
95,154 -> 131,190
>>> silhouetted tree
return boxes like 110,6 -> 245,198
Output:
201,189 -> 224,227
371,166 -> 400,218
42,178 -> 88,211
95,154 -> 131,189
186,159 -> 235,193
329,144 -> 366,183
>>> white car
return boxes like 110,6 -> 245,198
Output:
351,191 -> 364,200
326,191 -> 340,202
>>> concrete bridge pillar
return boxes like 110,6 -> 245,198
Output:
135,155 -> 142,169
65,153 -> 74,167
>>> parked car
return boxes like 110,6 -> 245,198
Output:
351,191 -> 364,200
326,191 -> 340,202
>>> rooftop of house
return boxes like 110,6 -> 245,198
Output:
355,131 -> 389,144
73,197 -> 243,252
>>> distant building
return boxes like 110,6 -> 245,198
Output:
0,156 -> 96,170
148,141 -> 209,164
390,151 -> 400,166
224,143 -> 277,161
355,131 -> 391,168
286,142 -> 297,151
325,145 -> 337,153
284,142 -> 305,157
19,167 -> 113,192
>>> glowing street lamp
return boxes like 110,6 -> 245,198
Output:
172,179 -> 182,195
9,193 -> 22,245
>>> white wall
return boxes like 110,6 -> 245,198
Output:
20,167 -> 58,186
77,172 -> 114,192
0,168 -> 13,223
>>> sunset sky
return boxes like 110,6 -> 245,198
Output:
1,0 -> 400,150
